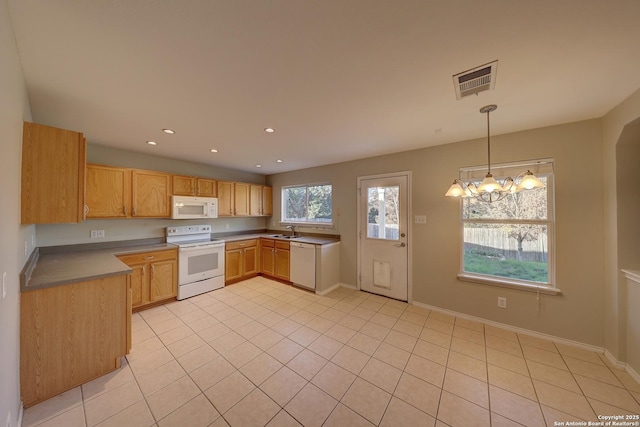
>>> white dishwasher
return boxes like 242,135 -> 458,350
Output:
290,242 -> 316,291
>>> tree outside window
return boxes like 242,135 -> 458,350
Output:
282,184 -> 332,223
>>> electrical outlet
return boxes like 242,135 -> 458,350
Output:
90,230 -> 98,238
6,412 -> 12,427
2,272 -> 7,299
498,297 -> 507,309
24,240 -> 28,256
97,230 -> 105,238
225,223 -> 230,230
414,215 -> 426,224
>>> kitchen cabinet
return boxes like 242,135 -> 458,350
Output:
250,185 -> 273,216
172,175 -> 217,197
225,239 -> 259,283
218,181 -> 251,216
261,238 -> 290,281
217,181 -> 234,216
234,182 -> 250,216
117,248 -> 178,310
20,275 -> 130,407
21,121 -> 86,224
131,169 -> 172,217
85,164 -> 131,218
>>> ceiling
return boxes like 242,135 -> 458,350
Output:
7,1 -> 640,175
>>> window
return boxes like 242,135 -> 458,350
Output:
459,160 -> 555,290
282,183 -> 332,224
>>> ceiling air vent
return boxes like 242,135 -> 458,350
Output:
453,60 -> 498,100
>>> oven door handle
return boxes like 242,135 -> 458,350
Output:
180,244 -> 224,252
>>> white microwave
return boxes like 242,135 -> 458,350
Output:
171,196 -> 218,219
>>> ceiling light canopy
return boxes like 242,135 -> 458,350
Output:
162,128 -> 175,134
264,128 -> 275,133
210,148 -> 218,153
147,141 -> 157,146
445,105 -> 544,203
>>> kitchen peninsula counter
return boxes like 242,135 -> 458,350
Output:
21,239 -> 176,292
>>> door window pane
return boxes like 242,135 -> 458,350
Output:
367,185 -> 399,240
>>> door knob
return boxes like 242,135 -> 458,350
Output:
395,242 -> 406,247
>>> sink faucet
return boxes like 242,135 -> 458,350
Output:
286,224 -> 297,237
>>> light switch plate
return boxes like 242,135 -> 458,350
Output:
414,215 -> 427,224
2,272 -> 7,299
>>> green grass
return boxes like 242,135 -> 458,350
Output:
464,251 -> 548,283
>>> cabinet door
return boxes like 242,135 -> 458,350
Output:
217,181 -> 234,216
274,249 -> 290,281
150,259 -> 178,302
132,170 -> 171,217
197,178 -> 217,197
261,246 -> 275,276
225,249 -> 243,282
243,246 -> 259,276
86,164 -> 131,218
262,186 -> 273,216
21,121 -> 86,224
250,185 -> 263,216
128,263 -> 148,309
234,183 -> 250,216
172,175 -> 195,196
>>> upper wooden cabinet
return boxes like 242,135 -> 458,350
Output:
234,182 -> 250,216
172,175 -> 217,197
196,178 -> 217,197
86,164 -> 131,218
21,122 -> 86,224
132,169 -> 171,217
250,185 -> 273,216
217,181 -> 234,216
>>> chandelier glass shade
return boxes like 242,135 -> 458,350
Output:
445,105 -> 545,203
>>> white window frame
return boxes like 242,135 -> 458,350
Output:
281,182 -> 333,226
456,159 -> 560,295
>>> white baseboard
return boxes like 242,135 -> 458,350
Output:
604,349 -> 640,385
339,282 -> 358,291
17,401 -> 23,427
412,300 -> 606,354
316,283 -> 341,296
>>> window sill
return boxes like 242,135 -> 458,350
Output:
457,273 -> 562,296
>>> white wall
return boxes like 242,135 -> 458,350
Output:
268,119 -> 607,346
602,87 -> 640,364
0,0 -> 34,424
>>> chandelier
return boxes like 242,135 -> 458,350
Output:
445,104 -> 545,203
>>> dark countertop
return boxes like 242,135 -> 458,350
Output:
21,241 -> 177,293
222,233 -> 340,246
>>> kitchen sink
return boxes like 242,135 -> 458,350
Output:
270,234 -> 299,239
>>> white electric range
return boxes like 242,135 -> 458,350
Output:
166,224 -> 225,300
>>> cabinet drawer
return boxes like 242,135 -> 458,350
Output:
226,239 -> 258,251
117,248 -> 177,265
275,241 -> 290,250
261,238 -> 274,248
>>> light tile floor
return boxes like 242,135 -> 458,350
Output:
23,277 -> 640,427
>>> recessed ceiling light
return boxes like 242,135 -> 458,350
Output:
256,164 -> 262,168
147,141 -> 157,146
264,128 -> 275,133
210,149 -> 218,153
162,128 -> 175,134
276,159 -> 283,163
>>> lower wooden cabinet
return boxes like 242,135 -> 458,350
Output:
20,275 -> 129,407
261,239 -> 290,281
117,248 -> 178,310
225,239 -> 259,283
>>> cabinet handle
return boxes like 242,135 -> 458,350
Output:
151,264 -> 155,275
84,204 -> 89,216
123,206 -> 127,215
142,266 -> 145,275
144,256 -> 155,260
133,207 -> 137,216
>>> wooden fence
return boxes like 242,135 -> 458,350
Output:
464,227 -> 548,262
